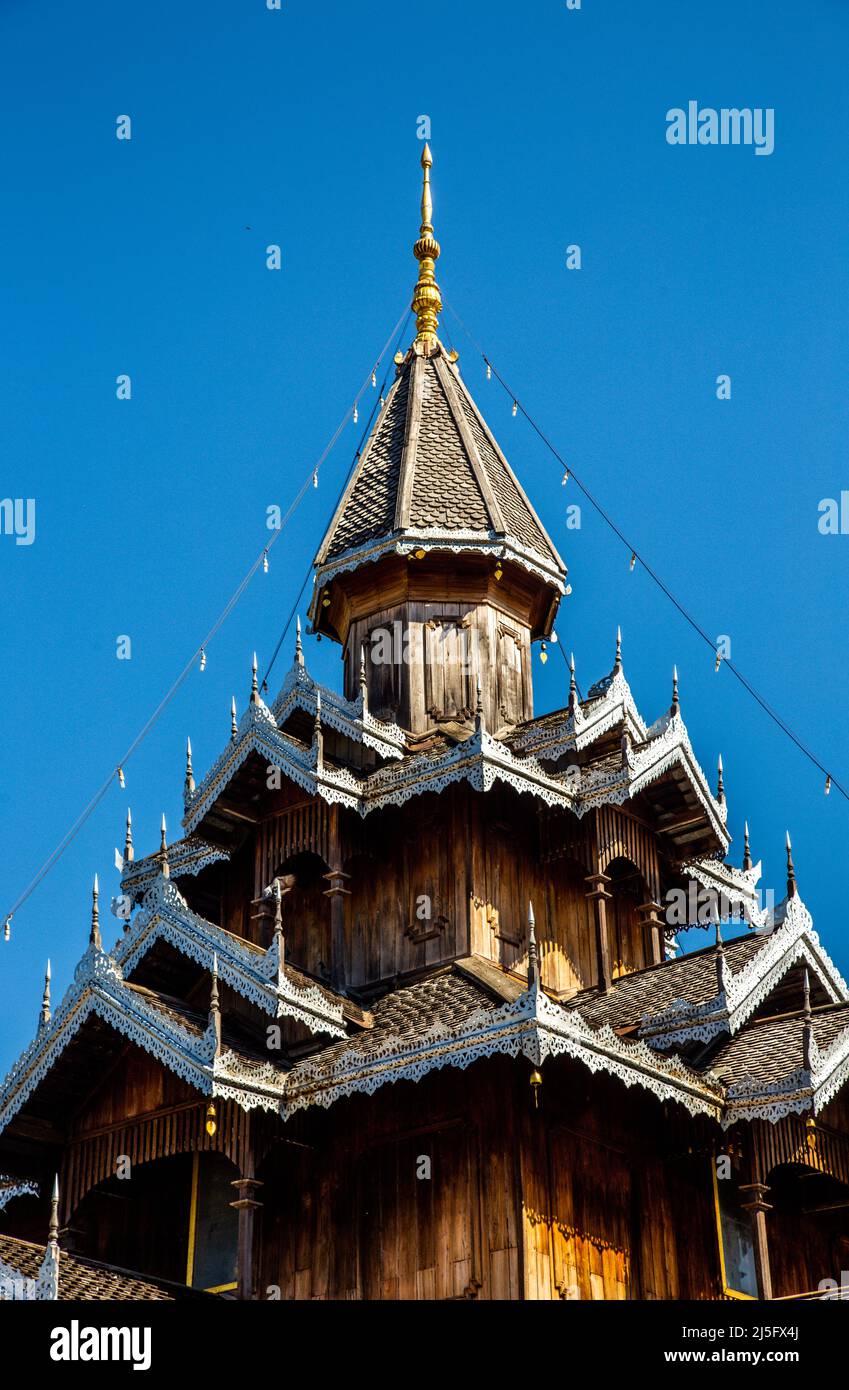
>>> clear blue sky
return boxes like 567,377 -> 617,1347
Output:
1,0 -> 848,1070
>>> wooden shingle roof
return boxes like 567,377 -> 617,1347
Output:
314,339 -> 565,585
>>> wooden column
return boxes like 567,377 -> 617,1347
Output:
739,1182 -> 773,1300
230,1134 -> 263,1301
637,900 -> 664,966
585,872 -> 613,993
324,804 -> 350,993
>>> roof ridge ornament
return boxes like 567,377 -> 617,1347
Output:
670,665 -> 680,717
743,820 -> 752,872
786,830 -> 797,899
39,960 -> 51,1032
411,144 -> 442,348
89,875 -> 101,949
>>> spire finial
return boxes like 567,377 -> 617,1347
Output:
89,874 -> 101,949
527,901 -> 539,987
295,616 -> 304,666
48,1174 -> 60,1247
475,671 -> 484,725
568,652 -> 578,714
160,814 -> 170,880
124,807 -> 134,865
742,820 -> 752,872
412,144 -> 442,347
39,959 -> 51,1030
716,754 -> 725,806
803,966 -> 811,1021
786,830 -> 797,899
671,665 -> 680,716
185,737 -> 195,797
209,953 -> 221,1056
250,652 -> 260,704
614,626 -> 622,672
230,696 -> 238,740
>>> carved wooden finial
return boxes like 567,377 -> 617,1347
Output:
670,665 -> 680,716
185,737 -> 195,797
89,874 -> 101,949
250,652 -> 260,705
209,953 -> 222,1056
48,1174 -> 60,1246
39,959 -> 51,1031
160,815 -> 170,880
614,625 -> 622,672
716,754 -> 725,806
295,616 -> 304,667
527,901 -> 538,986
786,830 -> 797,899
124,807 -> 134,865
568,652 -> 578,714
231,697 -> 238,741
742,820 -> 752,872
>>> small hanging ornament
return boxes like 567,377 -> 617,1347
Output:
486,362 -> 492,381
3,915 -> 11,942
529,1068 -> 543,1108
511,400 -> 518,417
353,404 -> 359,424
494,560 -> 503,582
117,766 -> 126,789
714,649 -> 722,673
321,588 -> 331,609
629,552 -> 636,572
199,647 -> 207,672
371,370 -> 377,388
313,470 -> 318,488
379,394 -> 385,407
805,1115 -> 817,1151
564,583 -> 573,596
825,774 -> 832,796
205,1101 -> 217,1138
262,550 -> 269,574
561,469 -> 569,485
539,642 -> 548,665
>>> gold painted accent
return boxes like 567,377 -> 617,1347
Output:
205,1101 -> 217,1137
411,144 -> 442,347
185,1150 -> 200,1286
711,1160 -> 756,1300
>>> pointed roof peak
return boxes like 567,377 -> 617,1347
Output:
412,143 -> 441,346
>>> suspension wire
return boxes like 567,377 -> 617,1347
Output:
2,307 -> 411,934
446,299 -> 847,804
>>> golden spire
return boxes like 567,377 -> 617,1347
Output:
411,144 -> 442,348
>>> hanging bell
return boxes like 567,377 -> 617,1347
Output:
117,766 -> 125,789
529,1068 -> 543,1108
561,469 -> 569,485
714,650 -> 721,673
262,551 -> 269,574
205,1102 -> 217,1138
321,589 -> 331,609
486,363 -> 492,380
539,642 -> 548,665
512,400 -> 518,417
494,560 -> 503,582
199,648 -> 207,672
313,470 -> 318,488
353,404 -> 359,424
805,1115 -> 817,1151
3,915 -> 11,942
379,394 -> 385,407
825,774 -> 832,796
371,371 -> 377,388
629,552 -> 636,572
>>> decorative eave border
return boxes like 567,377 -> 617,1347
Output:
637,899 -> 849,1052
121,837 -> 230,903
280,980 -> 723,1124
0,1176 -> 38,1213
310,527 -> 565,616
115,878 -> 347,1039
0,948 -> 289,1138
271,661 -> 406,762
509,668 -> 648,759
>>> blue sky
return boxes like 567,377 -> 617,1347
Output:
1,0 -> 848,1070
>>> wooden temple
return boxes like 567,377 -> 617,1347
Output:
3,147 -> 849,1303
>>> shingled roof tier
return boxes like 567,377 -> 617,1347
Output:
313,339 -> 566,591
